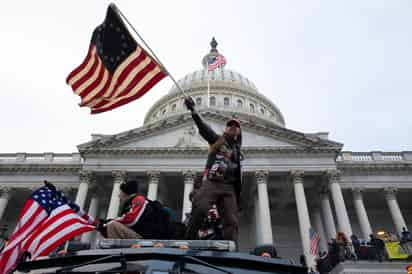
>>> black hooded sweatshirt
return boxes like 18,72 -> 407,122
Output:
191,112 -> 243,204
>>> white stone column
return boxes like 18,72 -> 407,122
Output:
181,170 -> 195,222
352,188 -> 373,239
384,187 -> 408,235
81,193 -> 99,243
255,170 -> 273,246
147,171 -> 160,201
320,191 -> 337,241
0,187 -> 11,221
75,171 -> 93,210
106,171 -> 126,219
327,170 -> 352,237
291,170 -> 314,268
254,197 -> 262,245
312,209 -> 328,253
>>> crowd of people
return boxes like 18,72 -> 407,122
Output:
315,229 -> 412,273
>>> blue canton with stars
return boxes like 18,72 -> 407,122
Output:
91,4 -> 137,73
31,187 -> 69,215
208,56 -> 217,65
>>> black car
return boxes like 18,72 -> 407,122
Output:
15,239 -> 307,274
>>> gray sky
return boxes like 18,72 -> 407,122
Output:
0,0 -> 411,153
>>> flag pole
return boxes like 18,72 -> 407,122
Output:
207,69 -> 210,108
112,4 -> 188,98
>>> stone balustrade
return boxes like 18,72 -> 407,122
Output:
338,151 -> 412,162
0,153 -> 82,163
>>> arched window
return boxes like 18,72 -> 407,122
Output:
250,103 -> 255,113
224,97 -> 230,106
210,96 -> 216,106
237,99 -> 243,108
196,97 -> 202,106
171,104 -> 176,112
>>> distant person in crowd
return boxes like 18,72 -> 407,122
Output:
300,254 -> 307,267
400,227 -> 412,254
328,238 -> 339,267
97,180 -> 178,239
350,234 -> 360,260
387,232 -> 398,242
401,227 -> 412,242
336,232 -> 351,261
184,96 -> 243,241
252,244 -> 277,258
316,251 -> 332,274
369,234 -> 386,262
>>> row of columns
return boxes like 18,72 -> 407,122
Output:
0,169 -> 409,264
73,170 -> 195,222
290,170 -> 410,268
71,169 -> 409,258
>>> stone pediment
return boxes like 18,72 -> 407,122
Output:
78,111 -> 342,152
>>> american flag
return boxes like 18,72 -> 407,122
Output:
207,53 -> 227,72
0,185 -> 95,274
66,4 -> 166,114
309,227 -> 320,256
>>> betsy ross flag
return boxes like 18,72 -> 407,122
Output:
0,183 -> 96,274
66,4 -> 166,114
207,53 -> 226,72
309,227 -> 320,256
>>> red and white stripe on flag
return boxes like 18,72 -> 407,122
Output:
21,204 -> 95,259
66,44 -> 166,114
309,227 -> 320,256
207,54 -> 227,72
0,201 -> 95,274
0,199 -> 48,274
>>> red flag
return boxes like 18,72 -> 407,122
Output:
66,4 -> 166,114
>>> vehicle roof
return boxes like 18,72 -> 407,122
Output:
17,248 -> 307,273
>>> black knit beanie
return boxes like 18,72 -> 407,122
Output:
119,180 -> 139,195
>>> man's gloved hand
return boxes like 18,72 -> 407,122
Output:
98,218 -> 111,225
44,180 -> 57,192
96,219 -> 108,237
184,96 -> 195,112
96,222 -> 105,231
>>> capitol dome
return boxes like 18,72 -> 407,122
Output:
144,38 -> 285,127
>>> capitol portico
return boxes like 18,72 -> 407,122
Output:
1,40 -> 411,273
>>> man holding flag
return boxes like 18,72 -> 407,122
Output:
0,181 -> 96,274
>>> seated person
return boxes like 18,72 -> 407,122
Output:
98,180 -> 176,239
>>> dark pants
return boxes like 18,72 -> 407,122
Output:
186,180 -> 238,241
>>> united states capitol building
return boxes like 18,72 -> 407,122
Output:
1,41 -> 411,273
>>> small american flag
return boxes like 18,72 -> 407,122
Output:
66,4 -> 166,114
309,227 -> 320,256
207,53 -> 227,72
0,186 -> 95,274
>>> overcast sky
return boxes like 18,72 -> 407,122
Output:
0,0 -> 411,153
